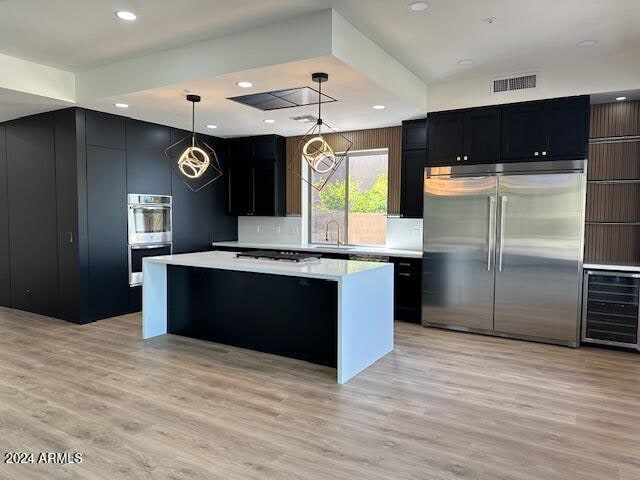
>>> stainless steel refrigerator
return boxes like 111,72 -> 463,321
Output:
422,160 -> 586,346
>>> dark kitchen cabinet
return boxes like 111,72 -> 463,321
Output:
253,163 -> 278,216
228,160 -> 254,216
402,118 -> 427,151
226,135 -> 286,216
6,113 -> 59,317
400,149 -> 426,218
86,110 -> 126,150
0,125 -> 9,307
170,128 -> 214,254
463,108 -> 501,163
501,96 -> 588,161
86,145 -> 129,320
501,102 -> 543,161
427,112 -> 463,165
542,96 -> 588,160
427,107 -> 500,166
126,119 -> 171,195
54,109 -> 88,324
210,245 -> 423,323
392,257 -> 422,323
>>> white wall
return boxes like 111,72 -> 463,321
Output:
427,49 -> 640,112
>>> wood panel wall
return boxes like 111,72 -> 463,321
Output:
285,126 -> 402,216
584,100 -> 640,264
590,101 -> 640,138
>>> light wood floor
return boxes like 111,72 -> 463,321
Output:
0,307 -> 639,480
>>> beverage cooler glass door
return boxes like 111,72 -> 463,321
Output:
493,173 -> 585,344
423,175 -> 497,331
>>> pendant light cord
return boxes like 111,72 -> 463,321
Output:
318,80 -> 322,135
191,100 -> 196,148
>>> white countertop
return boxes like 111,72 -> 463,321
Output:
210,241 -> 423,259
584,263 -> 640,273
144,250 -> 393,281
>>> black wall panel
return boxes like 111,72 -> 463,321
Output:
0,125 -> 9,307
6,113 -> 59,317
170,128 -> 214,253
86,110 -> 126,150
54,109 -> 84,322
86,145 -> 129,320
126,119 -> 171,195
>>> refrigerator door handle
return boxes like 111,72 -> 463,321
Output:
488,196 -> 496,271
497,196 -> 507,271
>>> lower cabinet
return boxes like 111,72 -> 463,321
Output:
392,257 -> 422,323
211,246 -> 423,323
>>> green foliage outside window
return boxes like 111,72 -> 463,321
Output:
317,173 -> 388,214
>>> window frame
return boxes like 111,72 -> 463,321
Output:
307,148 -> 389,246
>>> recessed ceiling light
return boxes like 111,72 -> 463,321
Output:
576,39 -> 597,47
457,59 -> 475,66
115,11 -> 136,22
407,1 -> 430,12
236,81 -> 253,88
206,124 -> 218,129
264,119 -> 275,124
372,105 -> 386,110
616,96 -> 627,101
114,103 -> 129,109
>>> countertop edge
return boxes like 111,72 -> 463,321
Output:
583,263 -> 640,273
210,241 -> 423,259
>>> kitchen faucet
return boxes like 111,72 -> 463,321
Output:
325,220 -> 341,246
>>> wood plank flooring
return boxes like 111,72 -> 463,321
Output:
0,306 -> 639,480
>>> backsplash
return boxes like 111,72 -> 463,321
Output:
238,215 -> 422,250
238,216 -> 304,244
386,217 -> 423,250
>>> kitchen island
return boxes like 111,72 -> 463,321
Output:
142,251 -> 394,383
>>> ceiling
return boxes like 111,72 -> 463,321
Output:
1,0 -> 638,83
0,88 -> 71,123
0,0 -> 639,134
81,56 -> 425,137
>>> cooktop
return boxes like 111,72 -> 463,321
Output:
235,250 -> 322,263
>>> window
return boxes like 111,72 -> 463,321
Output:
309,149 -> 388,246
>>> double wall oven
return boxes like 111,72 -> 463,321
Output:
127,194 -> 172,286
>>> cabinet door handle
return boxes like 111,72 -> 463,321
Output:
534,151 -> 539,156
463,155 -> 468,161
399,262 -> 411,267
398,272 -> 411,277
542,151 -> 547,156
456,156 -> 461,161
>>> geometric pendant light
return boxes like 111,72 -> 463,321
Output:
289,73 -> 352,191
163,94 -> 223,192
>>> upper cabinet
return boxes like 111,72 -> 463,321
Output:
463,108 -> 501,163
126,119 -> 171,195
402,118 -> 427,151
227,135 -> 286,216
85,110 -> 126,150
427,107 -> 500,166
427,112 -> 463,166
425,96 -> 589,167
501,96 -> 588,161
541,97 -> 589,160
400,119 -> 427,218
